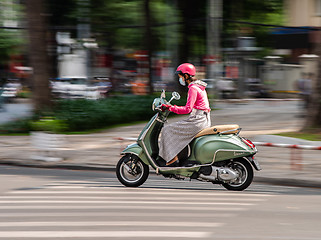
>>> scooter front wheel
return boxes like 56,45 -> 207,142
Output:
222,158 -> 253,191
116,154 -> 149,187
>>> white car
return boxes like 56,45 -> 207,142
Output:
51,79 -> 102,100
0,82 -> 22,101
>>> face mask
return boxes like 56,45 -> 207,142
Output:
179,77 -> 186,86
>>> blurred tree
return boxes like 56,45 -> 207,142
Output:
0,29 -> 22,84
90,0 -> 177,93
0,30 -> 22,64
25,0 -> 52,111
47,0 -> 77,27
303,43 -> 321,130
177,0 -> 207,62
223,0 -> 283,51
144,0 -> 154,94
90,0 -> 145,91
46,0 -> 282,60
22,0 -> 284,99
90,0 -> 144,49
0,1 -> 23,79
90,0 -> 177,48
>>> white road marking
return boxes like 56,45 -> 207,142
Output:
0,179 -> 274,239
0,212 -> 235,218
8,189 -> 272,197
0,205 -> 245,211
0,221 -> 223,227
0,231 -> 211,238
0,195 -> 266,202
0,200 -> 254,206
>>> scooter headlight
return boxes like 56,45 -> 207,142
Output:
152,98 -> 162,111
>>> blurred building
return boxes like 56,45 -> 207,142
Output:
272,0 -> 321,63
254,0 -> 321,97
0,0 -> 19,29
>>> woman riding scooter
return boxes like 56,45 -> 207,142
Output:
158,63 -> 211,166
117,67 -> 259,190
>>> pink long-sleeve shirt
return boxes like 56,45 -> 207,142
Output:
169,81 -> 211,114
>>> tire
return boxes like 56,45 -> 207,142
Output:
116,154 -> 149,187
222,158 -> 253,191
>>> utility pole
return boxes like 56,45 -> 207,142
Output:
207,0 -> 222,98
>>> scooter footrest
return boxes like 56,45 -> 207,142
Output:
179,160 -> 198,167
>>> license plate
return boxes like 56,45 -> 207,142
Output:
252,157 -> 261,171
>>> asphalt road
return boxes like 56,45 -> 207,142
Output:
0,165 -> 320,240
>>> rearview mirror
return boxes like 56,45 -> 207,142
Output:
172,92 -> 180,100
168,91 -> 180,104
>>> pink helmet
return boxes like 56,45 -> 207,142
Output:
175,63 -> 196,76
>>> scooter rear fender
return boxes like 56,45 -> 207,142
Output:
244,156 -> 261,171
121,143 -> 150,165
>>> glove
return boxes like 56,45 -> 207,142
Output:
161,104 -> 171,112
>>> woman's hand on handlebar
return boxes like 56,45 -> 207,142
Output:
161,104 -> 171,112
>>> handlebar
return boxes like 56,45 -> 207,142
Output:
152,90 -> 181,112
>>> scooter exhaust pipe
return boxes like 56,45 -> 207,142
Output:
199,166 -> 239,182
199,173 -> 217,182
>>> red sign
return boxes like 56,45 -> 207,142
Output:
134,50 -> 149,61
225,66 -> 239,79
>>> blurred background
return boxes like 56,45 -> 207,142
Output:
1,0 -> 321,133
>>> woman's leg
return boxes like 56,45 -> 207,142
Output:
166,155 -> 178,166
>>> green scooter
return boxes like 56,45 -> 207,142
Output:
116,90 -> 260,191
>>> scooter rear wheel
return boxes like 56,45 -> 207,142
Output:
116,154 -> 149,187
222,158 -> 253,191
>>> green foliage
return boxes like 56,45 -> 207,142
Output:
30,117 -> 68,133
0,118 -> 32,134
89,0 -> 144,49
0,29 -> 23,64
0,94 -> 186,134
46,0 -> 283,57
0,1 -> 23,63
16,90 -> 32,98
223,0 -> 284,50
52,94 -> 185,132
277,132 -> 321,141
90,0 -> 179,50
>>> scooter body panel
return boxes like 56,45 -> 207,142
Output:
137,114 -> 163,157
189,134 -> 257,164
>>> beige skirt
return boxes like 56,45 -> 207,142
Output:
158,109 -> 211,162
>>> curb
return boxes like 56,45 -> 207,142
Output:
1,161 -> 320,189
0,161 -> 115,172
254,176 -> 321,189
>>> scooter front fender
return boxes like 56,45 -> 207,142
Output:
121,143 -> 150,165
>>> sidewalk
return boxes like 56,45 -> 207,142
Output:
0,100 -> 320,188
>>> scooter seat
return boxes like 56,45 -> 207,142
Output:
195,124 -> 240,138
